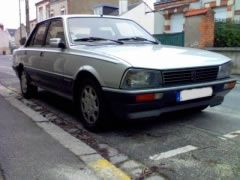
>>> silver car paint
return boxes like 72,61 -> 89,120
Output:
13,15 -> 231,91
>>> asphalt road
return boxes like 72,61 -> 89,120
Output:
1,55 -> 240,179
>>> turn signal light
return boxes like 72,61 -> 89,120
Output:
224,81 -> 236,90
136,93 -> 162,102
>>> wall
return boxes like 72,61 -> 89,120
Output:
14,25 -> 27,47
50,0 -> 68,16
185,10 -> 215,48
0,30 -> 11,55
199,10 -> 215,48
185,16 -> 201,47
30,20 -> 37,32
121,3 -> 164,34
207,48 -> 240,74
36,1 -> 50,22
67,0 -> 140,14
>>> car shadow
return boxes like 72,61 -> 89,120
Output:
35,90 -> 205,134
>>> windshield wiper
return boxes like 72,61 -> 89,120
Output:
118,37 -> 159,44
73,37 -> 123,44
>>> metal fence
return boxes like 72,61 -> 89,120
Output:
153,32 -> 184,47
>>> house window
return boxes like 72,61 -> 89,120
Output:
50,10 -> 54,17
39,7 -> 43,21
46,6 -> 50,18
94,7 -> 103,15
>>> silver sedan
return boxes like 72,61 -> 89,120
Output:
12,15 -> 236,131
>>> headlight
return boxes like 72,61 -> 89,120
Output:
121,69 -> 162,89
217,62 -> 232,79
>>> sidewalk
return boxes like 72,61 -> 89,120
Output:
0,95 -> 98,180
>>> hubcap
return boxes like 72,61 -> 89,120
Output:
21,71 -> 28,94
80,85 -> 99,124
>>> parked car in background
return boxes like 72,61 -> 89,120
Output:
12,15 -> 236,131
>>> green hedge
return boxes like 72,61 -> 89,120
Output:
214,20 -> 240,47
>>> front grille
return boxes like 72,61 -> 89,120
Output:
162,66 -> 219,86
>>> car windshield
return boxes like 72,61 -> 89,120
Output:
68,17 -> 158,45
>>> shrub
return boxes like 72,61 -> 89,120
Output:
214,20 -> 240,47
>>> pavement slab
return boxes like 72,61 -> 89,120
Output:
0,95 -> 98,180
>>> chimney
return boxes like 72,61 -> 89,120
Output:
0,24 -> 4,31
119,0 -> 128,15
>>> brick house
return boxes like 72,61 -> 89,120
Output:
154,0 -> 240,33
48,0 -> 140,17
36,0 -> 50,22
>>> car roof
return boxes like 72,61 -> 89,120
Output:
37,14 -> 130,24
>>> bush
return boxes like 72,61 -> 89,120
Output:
214,20 -> 240,47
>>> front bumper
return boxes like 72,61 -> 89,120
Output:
103,78 -> 236,119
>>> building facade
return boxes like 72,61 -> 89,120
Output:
121,1 -> 164,34
0,24 -> 12,55
48,0 -> 140,17
30,19 -> 37,32
36,0 -> 50,22
50,0 -> 68,17
154,0 -> 240,33
14,24 -> 27,47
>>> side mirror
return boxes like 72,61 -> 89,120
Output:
49,38 -> 66,49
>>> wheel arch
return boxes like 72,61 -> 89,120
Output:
73,67 -> 104,103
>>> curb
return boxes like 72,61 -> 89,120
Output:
0,83 -> 165,180
0,84 -> 130,180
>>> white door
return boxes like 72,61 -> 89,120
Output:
170,14 -> 185,33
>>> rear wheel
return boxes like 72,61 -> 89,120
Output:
20,69 -> 38,99
78,78 -> 107,131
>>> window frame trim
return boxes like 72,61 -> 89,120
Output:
26,21 -> 50,47
44,18 -> 66,47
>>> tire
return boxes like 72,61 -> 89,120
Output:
78,78 -> 107,131
20,69 -> 38,99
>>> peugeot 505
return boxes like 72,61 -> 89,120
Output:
12,15 -> 236,130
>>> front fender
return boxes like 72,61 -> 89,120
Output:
73,65 -> 105,86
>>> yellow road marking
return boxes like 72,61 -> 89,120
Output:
89,159 -> 130,180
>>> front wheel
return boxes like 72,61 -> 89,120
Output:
78,78 -> 107,131
20,70 -> 38,99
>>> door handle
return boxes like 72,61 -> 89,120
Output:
24,51 -> 27,55
40,52 -> 44,57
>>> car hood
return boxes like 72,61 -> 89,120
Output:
74,44 -> 231,70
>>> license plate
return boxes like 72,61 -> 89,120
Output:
176,87 -> 213,102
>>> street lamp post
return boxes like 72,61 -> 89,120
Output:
19,0 -> 22,40
25,0 -> 30,35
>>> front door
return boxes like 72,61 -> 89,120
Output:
41,19 -> 72,96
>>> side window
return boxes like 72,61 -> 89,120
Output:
26,29 -> 37,46
32,22 -> 48,46
45,20 -> 65,46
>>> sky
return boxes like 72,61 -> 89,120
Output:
0,0 -> 39,29
0,0 -> 156,29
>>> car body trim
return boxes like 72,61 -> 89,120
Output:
24,66 -> 74,79
127,99 -> 213,119
102,78 -> 236,94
